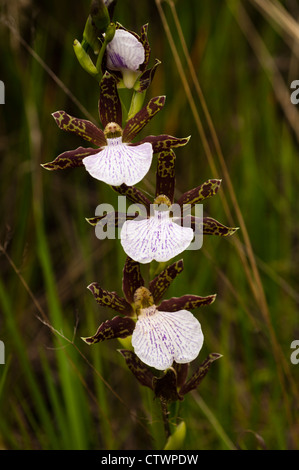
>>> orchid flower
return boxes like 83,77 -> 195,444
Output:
105,29 -> 145,89
86,149 -> 238,263
41,73 -> 189,186
103,23 -> 160,92
82,256 -> 216,371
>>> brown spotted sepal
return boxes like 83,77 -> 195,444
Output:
41,146 -> 100,171
136,133 -> 190,156
149,259 -> 184,305
98,71 -> 122,128
191,216 -> 239,237
180,353 -> 222,395
118,349 -> 155,389
118,350 -> 222,403
52,110 -> 106,146
85,212 -> 137,229
82,316 -> 135,344
158,293 -> 217,312
155,149 -> 176,204
87,282 -> 133,316
133,24 -> 160,92
177,179 -> 222,207
122,256 -> 145,304
122,95 -> 166,143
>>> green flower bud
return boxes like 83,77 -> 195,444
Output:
73,39 -> 99,77
82,15 -> 101,54
90,0 -> 110,34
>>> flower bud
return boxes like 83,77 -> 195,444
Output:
73,39 -> 99,77
82,15 -> 101,54
90,0 -> 110,34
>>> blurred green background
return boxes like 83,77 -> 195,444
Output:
1,0 -> 299,450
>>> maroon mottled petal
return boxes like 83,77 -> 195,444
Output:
87,282 -> 133,315
157,293 -> 216,312
180,353 -> 222,395
118,349 -> 154,390
52,110 -> 106,147
155,149 -> 176,203
122,96 -> 165,143
135,59 -> 161,92
85,212 -> 137,227
139,23 -> 151,71
190,216 -> 239,237
136,134 -> 190,154
149,259 -> 184,305
41,147 -> 100,170
177,179 -> 222,207
122,257 -> 144,304
99,71 -> 122,127
82,316 -> 135,344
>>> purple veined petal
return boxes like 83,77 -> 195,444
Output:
106,29 -> 145,72
120,211 -> 194,264
82,138 -> 153,186
132,306 -> 204,371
